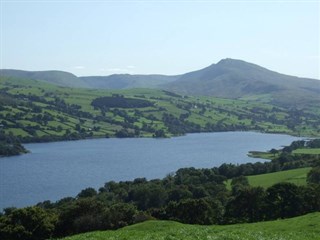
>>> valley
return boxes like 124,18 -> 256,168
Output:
0,60 -> 320,240
1,72 -> 320,150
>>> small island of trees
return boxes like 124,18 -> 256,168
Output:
0,131 -> 27,156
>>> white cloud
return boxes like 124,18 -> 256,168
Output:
127,65 -> 135,69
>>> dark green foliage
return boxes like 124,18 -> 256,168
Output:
91,96 -> 153,109
108,203 -> 137,229
115,129 -> 135,138
226,186 -> 266,223
307,139 -> 320,148
307,167 -> 320,184
165,198 -> 219,224
153,129 -> 166,138
265,183 -> 302,219
230,176 -> 250,194
54,198 -> 109,236
298,184 -> 320,213
77,187 -> 97,198
162,113 -> 201,134
128,184 -> 167,210
282,140 -> 306,153
0,207 -> 57,240
0,132 -> 27,156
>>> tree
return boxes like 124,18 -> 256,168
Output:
55,198 -> 108,236
307,167 -> 320,184
153,129 -> 166,138
77,187 -> 97,198
265,183 -> 302,219
230,175 -> 249,194
128,184 -> 168,210
269,148 -> 278,157
226,186 -> 266,223
298,185 -> 320,213
107,203 -> 137,229
0,207 -> 57,240
165,198 -> 217,225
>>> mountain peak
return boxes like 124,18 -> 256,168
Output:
165,58 -> 320,106
217,58 -> 253,66
217,58 -> 235,63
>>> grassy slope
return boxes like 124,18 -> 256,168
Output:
1,76 -> 320,142
293,148 -> 320,155
60,212 -> 320,240
250,149 -> 320,159
247,167 -> 311,188
225,167 -> 311,189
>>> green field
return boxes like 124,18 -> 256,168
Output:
247,151 -> 277,160
60,212 -> 320,240
248,167 -> 310,187
1,76 -> 320,143
293,148 -> 320,155
226,167 -> 311,189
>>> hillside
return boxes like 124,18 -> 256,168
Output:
2,59 -> 320,108
226,167 -> 311,190
0,69 -> 178,89
1,76 -> 320,145
164,58 -> 320,107
0,69 -> 85,88
60,212 -> 320,240
80,74 -> 178,89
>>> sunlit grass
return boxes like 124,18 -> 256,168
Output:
225,167 -> 311,190
60,212 -> 320,240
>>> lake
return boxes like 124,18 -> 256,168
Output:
0,132 -> 301,210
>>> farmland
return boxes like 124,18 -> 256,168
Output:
226,167 -> 311,189
1,76 -> 320,145
293,148 -> 320,155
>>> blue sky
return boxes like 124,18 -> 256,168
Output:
1,1 -> 319,79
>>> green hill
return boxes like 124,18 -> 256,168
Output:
0,69 -> 85,88
0,69 -> 179,89
1,75 -> 320,145
2,59 -> 320,108
80,74 -> 179,89
60,212 -> 320,240
247,167 -> 310,187
164,58 -> 320,108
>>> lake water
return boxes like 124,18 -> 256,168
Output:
0,132 -> 300,210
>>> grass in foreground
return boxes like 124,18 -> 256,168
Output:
60,212 -> 320,240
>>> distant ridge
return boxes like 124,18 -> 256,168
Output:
0,69 -> 84,88
163,58 -> 320,106
80,74 -> 179,89
0,69 -> 179,89
1,58 -> 320,107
